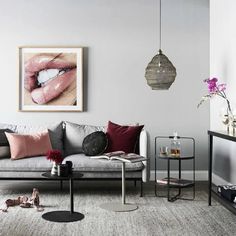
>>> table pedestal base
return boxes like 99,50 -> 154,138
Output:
42,211 -> 84,222
100,202 -> 138,212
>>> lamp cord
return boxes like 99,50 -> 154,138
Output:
159,0 -> 162,50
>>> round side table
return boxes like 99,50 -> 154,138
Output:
41,172 -> 84,223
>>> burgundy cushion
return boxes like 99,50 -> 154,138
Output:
105,121 -> 144,153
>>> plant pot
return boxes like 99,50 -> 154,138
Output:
51,162 -> 58,176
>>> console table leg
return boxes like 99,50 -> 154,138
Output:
208,134 -> 213,206
70,178 -> 74,213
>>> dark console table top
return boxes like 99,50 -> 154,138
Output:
208,130 -> 236,142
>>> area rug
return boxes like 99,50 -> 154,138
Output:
0,182 -> 235,236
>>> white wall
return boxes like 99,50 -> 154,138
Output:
0,0 -> 209,170
210,0 -> 236,183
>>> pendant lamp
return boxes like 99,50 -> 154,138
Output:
145,0 -> 177,90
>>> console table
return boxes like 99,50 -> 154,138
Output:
208,130 -> 236,214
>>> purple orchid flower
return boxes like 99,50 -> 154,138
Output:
204,77 -> 218,93
198,77 -> 231,113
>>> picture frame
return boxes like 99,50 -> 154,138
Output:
18,46 -> 83,111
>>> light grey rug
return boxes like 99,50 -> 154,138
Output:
0,181 -> 235,236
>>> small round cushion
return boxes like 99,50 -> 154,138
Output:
82,131 -> 108,156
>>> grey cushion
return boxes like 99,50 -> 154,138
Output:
0,156 -> 52,172
0,129 -> 14,145
64,122 -> 104,156
0,122 -> 64,154
0,146 -> 10,158
63,154 -> 144,172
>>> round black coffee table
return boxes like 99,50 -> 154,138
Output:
41,172 -> 84,223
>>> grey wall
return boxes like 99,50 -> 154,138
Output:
210,0 -> 236,184
0,0 -> 209,171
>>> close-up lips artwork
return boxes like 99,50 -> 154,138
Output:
24,53 -> 77,105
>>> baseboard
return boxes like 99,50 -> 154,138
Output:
212,173 -> 231,185
150,170 -> 208,181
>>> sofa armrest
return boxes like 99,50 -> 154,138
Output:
139,129 -> 149,182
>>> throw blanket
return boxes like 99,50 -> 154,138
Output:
0,188 -> 44,212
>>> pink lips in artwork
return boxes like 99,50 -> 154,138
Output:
24,54 -> 77,105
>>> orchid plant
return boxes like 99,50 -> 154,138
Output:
198,77 -> 232,115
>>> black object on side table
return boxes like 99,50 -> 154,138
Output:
154,136 -> 195,202
42,172 -> 84,223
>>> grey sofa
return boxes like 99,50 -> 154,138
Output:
0,121 -> 149,191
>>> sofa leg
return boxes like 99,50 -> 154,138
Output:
60,180 -> 63,191
140,180 -> 143,197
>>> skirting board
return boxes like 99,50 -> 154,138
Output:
212,173 -> 232,186
150,170 -> 208,181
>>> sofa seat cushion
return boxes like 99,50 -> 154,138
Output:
63,154 -> 144,172
0,156 -> 52,172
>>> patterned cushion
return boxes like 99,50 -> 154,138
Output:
82,131 -> 108,156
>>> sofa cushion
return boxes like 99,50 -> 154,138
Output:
63,154 -> 144,172
82,131 -> 108,156
5,131 -> 52,160
0,129 -> 14,145
0,122 -> 64,154
105,121 -> 144,153
0,154 -> 143,172
64,122 -> 104,156
0,156 -> 52,172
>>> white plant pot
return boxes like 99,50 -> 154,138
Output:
51,162 -> 58,176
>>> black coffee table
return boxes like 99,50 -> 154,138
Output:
41,172 -> 84,223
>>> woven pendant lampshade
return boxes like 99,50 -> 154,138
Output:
145,0 -> 177,90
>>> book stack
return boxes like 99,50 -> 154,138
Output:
156,177 -> 192,187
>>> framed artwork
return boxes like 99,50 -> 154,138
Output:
18,46 -> 83,111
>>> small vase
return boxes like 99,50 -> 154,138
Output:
51,162 -> 58,175
228,113 -> 236,135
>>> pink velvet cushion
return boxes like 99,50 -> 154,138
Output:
105,121 -> 144,153
5,131 -> 52,160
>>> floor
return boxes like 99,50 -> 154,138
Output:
0,180 -> 235,236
